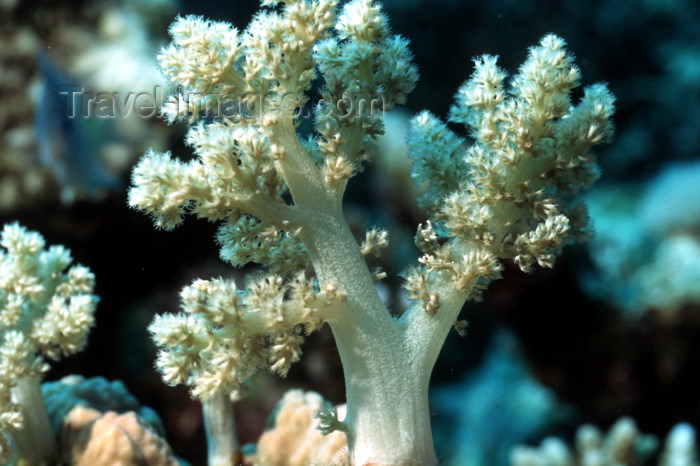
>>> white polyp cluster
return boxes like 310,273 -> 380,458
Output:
510,417 -> 696,466
406,34 -> 615,313
130,0 -> 418,403
0,223 -> 98,462
148,274 -> 346,402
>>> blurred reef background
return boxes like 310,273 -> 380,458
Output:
1,0 -> 699,464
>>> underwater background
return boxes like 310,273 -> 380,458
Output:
1,0 -> 699,464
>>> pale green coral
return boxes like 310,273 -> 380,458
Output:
129,1 -> 614,464
148,274 -> 342,401
408,34 -> 615,278
130,0 -> 418,405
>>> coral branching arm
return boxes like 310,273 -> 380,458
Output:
130,0 -> 419,397
402,34 -> 615,375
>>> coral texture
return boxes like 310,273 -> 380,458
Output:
0,222 -> 98,462
42,375 -> 167,438
256,389 -> 349,466
60,405 -> 182,466
511,417 -> 699,466
129,0 -> 614,463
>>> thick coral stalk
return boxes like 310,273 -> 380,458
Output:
9,378 -> 55,462
203,389 -> 239,466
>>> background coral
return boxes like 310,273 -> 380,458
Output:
61,406 -> 183,466
511,417 -> 698,466
0,223 -> 98,462
255,389 -> 349,466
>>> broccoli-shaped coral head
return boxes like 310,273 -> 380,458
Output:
129,0 -> 614,463
0,223 -> 98,463
407,34 -> 615,308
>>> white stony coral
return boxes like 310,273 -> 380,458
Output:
660,423 -> 699,466
509,417 -> 689,466
0,222 -> 98,463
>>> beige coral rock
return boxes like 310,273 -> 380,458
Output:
256,390 -> 349,466
61,405 -> 181,466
